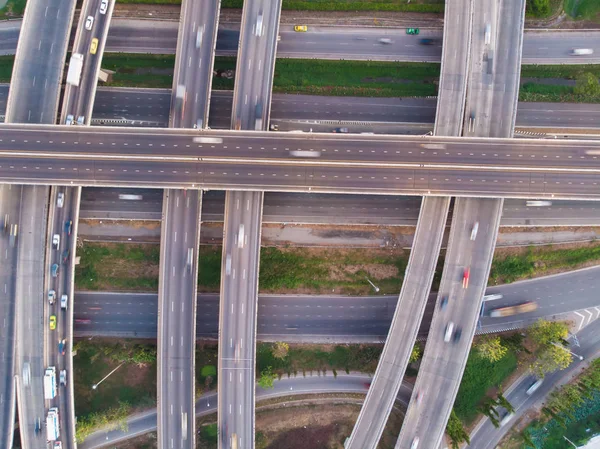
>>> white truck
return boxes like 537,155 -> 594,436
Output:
44,366 -> 57,399
46,407 -> 60,441
66,53 -> 84,87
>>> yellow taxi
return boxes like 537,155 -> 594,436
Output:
294,25 -> 308,32
90,38 -> 99,55
49,315 -> 57,330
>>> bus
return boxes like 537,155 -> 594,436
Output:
489,301 -> 537,318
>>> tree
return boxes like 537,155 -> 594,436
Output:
574,72 -> 600,97
526,0 -> 550,17
476,336 -> 508,362
496,392 -> 515,414
272,341 -> 289,360
445,409 -> 470,449
258,366 -> 276,390
530,344 -> 572,378
529,320 -> 569,347
409,343 -> 422,363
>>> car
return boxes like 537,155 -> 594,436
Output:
255,12 -> 264,37
294,25 -> 307,32
419,38 -> 435,45
237,224 -> 245,249
34,417 -> 42,434
290,150 -> 321,158
52,234 -> 60,249
411,437 -> 419,449
500,412 -> 515,427
61,294 -> 68,310
195,26 -> 203,48
58,339 -> 66,355
364,382 -> 371,389
453,327 -> 463,343
444,322 -> 454,342
51,263 -> 59,277
49,315 -> 57,330
484,23 -> 491,45
526,200 -> 552,207
85,15 -> 94,31
378,38 -> 392,44
48,289 -> 56,304
526,378 -> 544,395
226,254 -> 232,275
99,0 -> 108,14
57,192 -> 64,207
65,115 -> 74,125
62,249 -> 70,264
415,390 -> 423,404
54,442 -> 63,449
462,267 -> 470,289
23,362 -> 31,386
64,220 -> 72,235
570,48 -> 593,56
470,221 -> 479,241
89,37 -> 98,55
406,28 -> 419,35
77,115 -> 85,125
9,224 -> 17,247
59,370 -> 67,386
439,296 -> 448,310
333,127 -> 349,133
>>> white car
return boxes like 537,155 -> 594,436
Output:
57,192 -> 65,207
48,289 -> 56,304
195,26 -> 203,49
52,234 -> 60,249
571,48 -> 593,56
484,23 -> 491,45
61,294 -> 68,310
226,254 -> 232,275
444,322 -> 454,343
99,0 -> 108,14
59,370 -> 67,386
255,12 -> 264,37
237,224 -> 245,249
85,15 -> 94,30
470,221 -> 479,241
411,437 -> 419,449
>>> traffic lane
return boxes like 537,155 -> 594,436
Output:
0,24 -> 19,56
79,186 -> 164,219
522,32 -> 600,64
469,319 -> 600,449
397,198 -> 503,449
7,127 -> 600,170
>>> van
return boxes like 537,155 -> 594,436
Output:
526,378 -> 544,395
570,48 -> 593,56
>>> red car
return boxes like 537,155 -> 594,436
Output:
462,267 -> 470,289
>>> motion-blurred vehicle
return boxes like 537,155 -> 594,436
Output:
406,28 -> 419,35
570,48 -> 593,56
9,224 -> 18,247
49,315 -> 57,330
489,301 -> 537,318
75,319 -> 92,324
453,327 -> 462,343
462,267 -> 470,289
196,26 -> 204,48
439,296 -> 448,310
51,263 -> 59,277
500,411 -> 514,427
57,192 -> 65,207
62,249 -> 70,264
526,378 -> 544,395
52,234 -> 60,249
444,322 -> 454,342
470,221 -> 479,241
255,12 -> 264,37
526,200 -> 552,206
61,294 -> 68,310
294,25 -> 308,32
378,38 -> 392,44
290,150 -> 321,158
58,339 -> 66,355
64,220 -> 72,235
484,23 -> 491,45
237,224 -> 245,249
48,289 -> 56,304
59,370 -> 67,386
411,437 -> 419,449
419,38 -> 436,45
333,127 -> 349,133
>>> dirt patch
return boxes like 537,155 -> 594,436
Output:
329,263 -> 398,281
98,253 -> 160,279
498,226 -> 600,234
80,219 -> 161,230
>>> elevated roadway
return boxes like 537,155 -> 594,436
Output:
0,184 -> 21,448
345,197 -> 449,449
61,0 -> 115,126
157,190 -> 201,449
14,186 -> 50,449
3,125 -> 600,198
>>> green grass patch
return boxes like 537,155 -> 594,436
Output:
73,340 -> 157,424
565,0 -> 600,20
518,64 -> 600,103
196,344 -> 219,390
490,243 -> 600,285
0,0 -> 27,18
198,246 -> 223,291
256,342 -> 383,376
521,64 -> 600,79
200,423 -> 218,446
453,339 -> 519,424
0,56 -> 14,83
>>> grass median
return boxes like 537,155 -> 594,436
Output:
75,241 -> 600,294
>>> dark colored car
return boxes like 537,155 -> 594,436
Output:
440,296 -> 449,310
453,327 -> 463,343
51,263 -> 59,277
58,339 -> 66,355
333,127 -> 349,133
64,220 -> 72,235
419,38 -> 435,45
62,249 -> 70,264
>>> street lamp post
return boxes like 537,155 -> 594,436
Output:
92,362 -> 125,390
366,278 -> 380,293
552,342 -> 584,361
563,436 -> 578,448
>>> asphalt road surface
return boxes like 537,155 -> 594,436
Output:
0,184 -> 21,447
73,265 -> 600,341
2,20 -> 599,63
61,0 -> 115,126
3,86 -> 600,131
79,372 -> 413,449
3,125 -> 600,198
346,197 -> 450,448
157,189 -> 200,449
